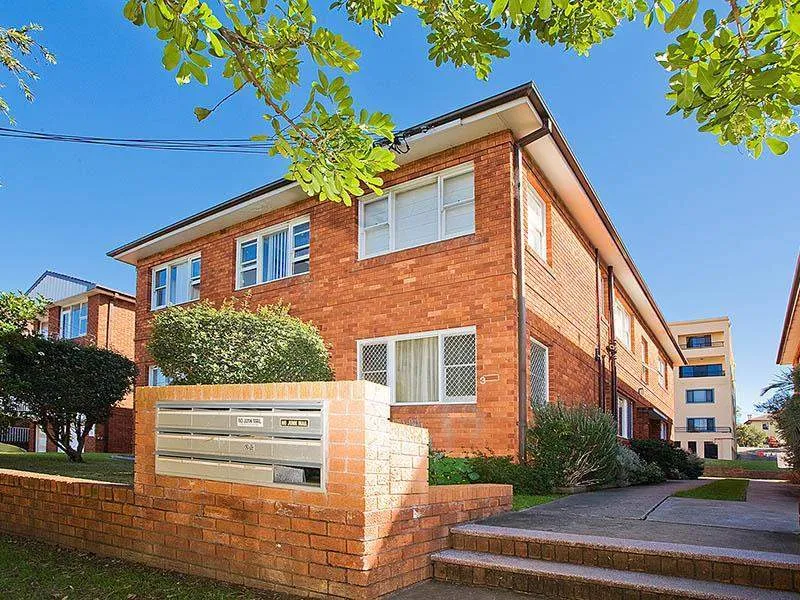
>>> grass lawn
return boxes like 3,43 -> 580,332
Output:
0,535 -> 299,600
512,494 -> 561,511
673,478 -> 749,501
705,458 -> 780,472
0,443 -> 25,453
0,452 -> 133,484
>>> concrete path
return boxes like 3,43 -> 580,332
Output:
479,479 -> 800,554
387,581 -> 538,599
649,479 -> 800,534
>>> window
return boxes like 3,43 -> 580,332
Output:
640,338 -> 649,383
60,302 -> 88,339
762,422 -> 770,431
657,357 -> 667,388
617,395 -> 633,439
687,417 -> 715,432
148,366 -> 172,387
236,217 -> 309,289
152,254 -> 201,309
679,364 -> 724,378
525,180 -> 546,260
530,338 -> 549,407
660,421 -> 668,440
358,166 -> 474,258
38,321 -> 48,338
358,327 -> 476,404
687,441 -> 697,454
686,389 -> 714,403
613,299 -> 631,349
686,334 -> 712,348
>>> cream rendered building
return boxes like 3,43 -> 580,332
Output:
669,317 -> 737,459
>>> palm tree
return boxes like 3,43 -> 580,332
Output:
759,366 -> 800,468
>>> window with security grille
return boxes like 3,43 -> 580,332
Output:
530,338 -> 549,407
360,343 -> 388,386
443,333 -> 476,401
357,328 -> 476,404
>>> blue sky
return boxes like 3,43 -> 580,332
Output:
2,2 -> 798,417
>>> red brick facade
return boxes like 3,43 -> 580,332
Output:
128,130 -> 673,458
38,289 -> 137,453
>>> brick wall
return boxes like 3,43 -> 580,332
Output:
0,382 -> 511,599
133,132 -> 520,457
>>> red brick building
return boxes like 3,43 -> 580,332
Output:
109,84 -> 683,459
20,271 -> 136,454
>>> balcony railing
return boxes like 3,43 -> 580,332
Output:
674,426 -> 733,434
680,340 -> 724,349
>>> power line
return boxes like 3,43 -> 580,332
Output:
0,126 -> 274,155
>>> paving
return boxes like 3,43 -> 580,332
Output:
649,479 -> 800,534
479,479 -> 800,554
388,580 -> 537,599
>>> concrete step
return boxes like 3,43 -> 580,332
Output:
432,549 -> 800,600
450,523 -> 800,592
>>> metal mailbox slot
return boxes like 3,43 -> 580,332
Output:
155,401 -> 325,489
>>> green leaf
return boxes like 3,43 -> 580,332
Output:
766,138 -> 789,155
539,0 -> 552,20
162,42 -> 180,71
489,0 -> 509,18
193,107 -> 212,121
181,0 -> 199,14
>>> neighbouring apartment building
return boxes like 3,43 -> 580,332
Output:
17,271 -> 136,453
109,83 -> 683,458
777,251 -> 800,367
669,317 -> 737,459
743,414 -> 784,446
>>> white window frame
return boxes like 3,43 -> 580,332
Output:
617,395 -> 631,439
613,299 -> 632,349
640,338 -> 648,383
657,357 -> 667,388
148,365 -> 172,387
235,216 -> 310,290
358,163 -> 475,259
60,302 -> 88,339
356,326 -> 477,405
525,180 -> 547,260
530,336 -> 550,406
151,253 -> 201,310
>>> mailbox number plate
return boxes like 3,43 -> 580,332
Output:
281,418 -> 309,427
236,416 -> 264,427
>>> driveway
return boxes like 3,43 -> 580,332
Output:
479,479 -> 800,554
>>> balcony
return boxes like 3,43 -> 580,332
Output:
680,340 -> 724,350
675,426 -> 733,434
678,365 -> 726,378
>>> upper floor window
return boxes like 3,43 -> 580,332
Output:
687,417 -> 715,432
358,327 -> 476,404
613,299 -> 631,349
640,338 -> 649,383
358,165 -> 474,259
657,356 -> 667,388
236,217 -> 309,289
152,254 -> 201,310
679,364 -> 724,378
525,180 -> 546,260
686,334 -> 712,348
686,389 -> 714,403
762,422 -> 769,431
60,302 -> 87,339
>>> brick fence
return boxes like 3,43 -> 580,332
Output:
0,382 -> 511,598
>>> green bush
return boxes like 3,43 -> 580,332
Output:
629,439 -> 704,479
428,452 -> 479,485
526,402 -> 618,488
148,299 -> 333,385
616,445 -> 665,487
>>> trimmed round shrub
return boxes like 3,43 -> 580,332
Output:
148,299 -> 333,385
629,439 -> 704,479
526,402 -> 618,488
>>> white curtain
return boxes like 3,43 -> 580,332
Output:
395,337 -> 438,403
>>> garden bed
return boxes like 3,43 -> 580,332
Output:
0,452 -> 134,484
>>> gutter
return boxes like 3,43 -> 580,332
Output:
777,251 -> 800,364
513,121 -> 552,461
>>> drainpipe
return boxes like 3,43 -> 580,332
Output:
595,248 -> 604,410
607,266 -> 619,420
513,120 -> 551,461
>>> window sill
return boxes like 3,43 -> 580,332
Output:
358,232 -> 476,264
151,297 -> 201,312
526,246 -> 555,279
234,271 -> 310,293
390,401 -> 477,407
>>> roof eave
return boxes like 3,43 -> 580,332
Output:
777,251 -> 800,364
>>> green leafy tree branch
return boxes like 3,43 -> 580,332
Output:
0,23 -> 56,124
